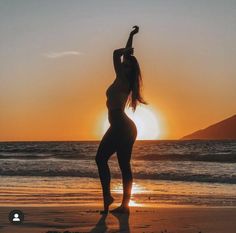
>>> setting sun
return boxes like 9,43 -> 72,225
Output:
102,106 -> 162,140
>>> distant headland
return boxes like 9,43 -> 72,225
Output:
181,114 -> 236,140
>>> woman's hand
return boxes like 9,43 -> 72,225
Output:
130,25 -> 139,35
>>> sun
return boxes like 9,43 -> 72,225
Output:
102,106 -> 162,140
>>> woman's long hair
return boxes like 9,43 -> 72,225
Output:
125,55 -> 147,111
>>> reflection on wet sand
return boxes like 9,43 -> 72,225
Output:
89,212 -> 130,233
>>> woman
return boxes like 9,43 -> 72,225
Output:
95,26 -> 146,214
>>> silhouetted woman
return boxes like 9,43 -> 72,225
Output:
95,26 -> 146,214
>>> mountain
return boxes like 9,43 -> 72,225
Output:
181,115 -> 236,140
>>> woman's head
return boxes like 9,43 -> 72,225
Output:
123,55 -> 147,111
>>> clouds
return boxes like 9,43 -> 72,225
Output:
43,51 -> 83,58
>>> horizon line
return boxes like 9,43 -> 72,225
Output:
1,139 -> 234,143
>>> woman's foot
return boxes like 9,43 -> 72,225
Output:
100,195 -> 114,215
110,205 -> 130,214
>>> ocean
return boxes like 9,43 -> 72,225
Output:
0,140 -> 236,207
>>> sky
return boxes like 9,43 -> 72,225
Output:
0,0 -> 236,141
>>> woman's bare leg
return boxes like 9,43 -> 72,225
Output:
95,127 -> 116,214
111,143 -> 134,214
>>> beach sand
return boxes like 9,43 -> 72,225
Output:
0,205 -> 235,233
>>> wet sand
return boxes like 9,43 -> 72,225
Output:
0,205 -> 236,233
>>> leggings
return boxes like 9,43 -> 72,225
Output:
95,109 -> 137,206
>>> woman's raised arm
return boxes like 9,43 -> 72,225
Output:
125,26 -> 139,55
113,26 -> 139,75
113,48 -> 133,75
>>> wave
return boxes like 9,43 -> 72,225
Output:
1,152 -> 236,163
0,168 -> 235,184
0,153 -> 88,160
136,153 -> 236,163
1,141 -> 236,185
1,141 -> 236,164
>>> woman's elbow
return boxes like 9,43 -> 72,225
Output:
113,48 -> 123,56
113,49 -> 119,56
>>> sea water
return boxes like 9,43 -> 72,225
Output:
0,140 -> 236,207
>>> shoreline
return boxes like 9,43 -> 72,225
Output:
1,176 -> 236,208
1,203 -> 236,208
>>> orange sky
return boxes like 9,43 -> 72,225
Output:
0,1 -> 236,141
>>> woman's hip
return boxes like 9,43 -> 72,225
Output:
108,111 -> 137,141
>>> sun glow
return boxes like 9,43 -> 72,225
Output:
102,106 -> 162,140
113,182 -> 145,206
113,182 -> 146,194
128,200 -> 142,207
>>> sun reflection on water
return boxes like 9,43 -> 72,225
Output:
129,199 -> 143,207
112,182 -> 146,194
112,182 -> 146,207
